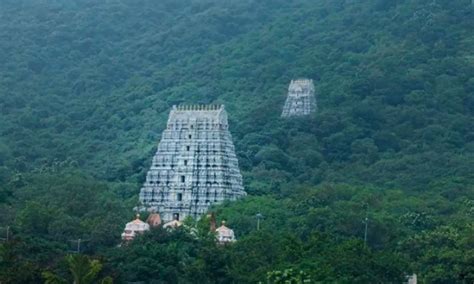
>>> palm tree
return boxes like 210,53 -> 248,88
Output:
42,254 -> 112,284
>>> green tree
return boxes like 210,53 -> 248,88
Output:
42,254 -> 112,284
266,268 -> 311,284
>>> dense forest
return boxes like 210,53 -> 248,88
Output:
0,0 -> 473,283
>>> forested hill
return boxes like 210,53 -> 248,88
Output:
1,0 -> 473,283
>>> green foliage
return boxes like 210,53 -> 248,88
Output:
0,241 -> 43,283
42,254 -> 111,284
400,225 -> 474,283
266,268 -> 311,284
0,0 -> 473,283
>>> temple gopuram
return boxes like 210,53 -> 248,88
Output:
281,79 -> 316,117
138,105 -> 246,223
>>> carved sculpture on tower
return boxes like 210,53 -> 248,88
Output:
281,79 -> 316,117
139,105 -> 246,223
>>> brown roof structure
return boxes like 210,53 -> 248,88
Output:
146,213 -> 162,228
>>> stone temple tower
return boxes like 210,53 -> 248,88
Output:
139,105 -> 246,223
281,79 -> 316,117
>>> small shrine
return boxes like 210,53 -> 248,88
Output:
163,213 -> 183,229
121,214 -> 150,241
163,219 -> 183,229
215,221 -> 236,244
146,213 -> 162,228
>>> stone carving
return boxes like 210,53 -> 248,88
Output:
281,79 -> 316,117
139,105 -> 246,223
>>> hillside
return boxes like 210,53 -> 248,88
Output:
0,0 -> 473,283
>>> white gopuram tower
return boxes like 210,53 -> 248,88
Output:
281,79 -> 316,117
139,105 -> 246,223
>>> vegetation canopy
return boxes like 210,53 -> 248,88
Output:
0,0 -> 473,283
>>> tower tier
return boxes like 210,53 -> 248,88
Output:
139,105 -> 246,222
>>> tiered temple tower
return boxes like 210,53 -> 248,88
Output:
281,79 -> 316,117
139,105 -> 246,223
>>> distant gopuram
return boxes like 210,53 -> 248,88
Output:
139,105 -> 246,223
281,79 -> 316,117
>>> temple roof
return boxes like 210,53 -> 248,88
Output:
124,214 -> 150,232
163,219 -> 183,229
146,213 -> 161,227
288,79 -> 314,93
168,104 -> 228,126
216,221 -> 232,233
121,214 -> 150,241
216,221 -> 236,243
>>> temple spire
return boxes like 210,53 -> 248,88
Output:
138,105 -> 246,223
281,78 -> 316,117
